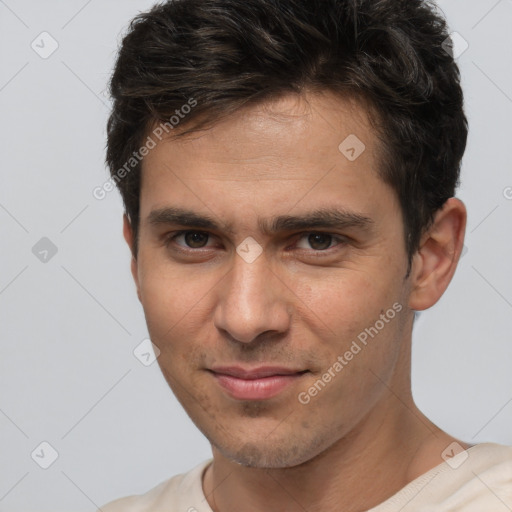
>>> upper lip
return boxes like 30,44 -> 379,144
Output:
209,366 -> 307,380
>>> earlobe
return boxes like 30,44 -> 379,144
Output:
122,214 -> 142,302
408,198 -> 467,311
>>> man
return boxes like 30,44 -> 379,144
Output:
99,0 -> 512,510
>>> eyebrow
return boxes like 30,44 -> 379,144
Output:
147,207 -> 374,235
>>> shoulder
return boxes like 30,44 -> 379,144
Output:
372,443 -> 512,512
458,442 -> 512,477
459,442 -> 512,485
426,443 -> 512,510
437,443 -> 512,510
97,459 -> 213,512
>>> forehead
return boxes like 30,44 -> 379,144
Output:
138,90 -> 396,226
145,91 -> 378,172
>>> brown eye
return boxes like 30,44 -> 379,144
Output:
183,231 -> 209,248
294,232 -> 346,254
307,233 -> 333,250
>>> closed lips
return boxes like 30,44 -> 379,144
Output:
209,367 -> 308,379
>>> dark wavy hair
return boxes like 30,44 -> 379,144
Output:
106,0 -> 467,271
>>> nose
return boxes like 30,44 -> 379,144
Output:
213,252 -> 291,344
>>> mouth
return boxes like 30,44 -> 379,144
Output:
208,366 -> 309,401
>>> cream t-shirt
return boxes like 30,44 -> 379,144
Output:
98,443 -> 512,511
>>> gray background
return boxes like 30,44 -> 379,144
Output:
1,0 -> 511,510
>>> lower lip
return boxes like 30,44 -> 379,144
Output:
212,372 -> 305,400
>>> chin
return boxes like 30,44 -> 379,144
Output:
213,436 -> 328,469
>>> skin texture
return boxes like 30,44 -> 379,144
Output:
123,91 -> 469,512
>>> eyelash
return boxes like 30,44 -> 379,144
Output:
164,230 -> 347,256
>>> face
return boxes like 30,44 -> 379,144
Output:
127,91 -> 415,468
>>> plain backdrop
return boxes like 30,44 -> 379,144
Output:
1,0 -> 511,510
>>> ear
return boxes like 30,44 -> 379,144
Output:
123,214 -> 141,302
408,198 -> 467,311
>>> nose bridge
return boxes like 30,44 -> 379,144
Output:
214,252 -> 290,343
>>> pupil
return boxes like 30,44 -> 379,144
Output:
309,233 -> 331,250
185,231 -> 208,248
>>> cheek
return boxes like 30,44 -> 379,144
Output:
137,255 -> 217,346
293,269 -> 407,398
139,269 -> 213,391
295,270 -> 399,336
297,304 -> 406,424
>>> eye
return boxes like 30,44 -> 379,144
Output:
295,232 -> 345,251
168,230 -> 214,249
165,230 -> 347,256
